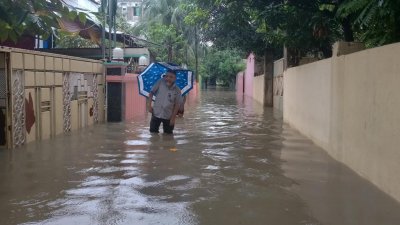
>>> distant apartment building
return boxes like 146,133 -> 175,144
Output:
118,0 -> 143,26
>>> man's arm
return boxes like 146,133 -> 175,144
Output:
147,92 -> 154,113
170,92 -> 182,125
170,100 -> 180,126
147,79 -> 161,113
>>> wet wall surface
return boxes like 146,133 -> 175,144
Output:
0,90 -> 399,225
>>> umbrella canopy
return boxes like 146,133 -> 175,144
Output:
137,62 -> 194,99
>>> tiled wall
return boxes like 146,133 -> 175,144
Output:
4,48 -> 105,148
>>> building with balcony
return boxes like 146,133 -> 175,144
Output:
118,0 -> 143,26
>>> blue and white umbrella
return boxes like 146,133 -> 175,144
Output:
137,62 -> 194,99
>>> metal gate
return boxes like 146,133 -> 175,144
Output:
0,52 -> 11,148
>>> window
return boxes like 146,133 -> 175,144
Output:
133,7 -> 141,16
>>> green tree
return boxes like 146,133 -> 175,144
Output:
55,31 -> 98,48
202,48 -> 245,87
189,0 -> 342,59
0,0 -> 88,42
337,0 -> 400,47
137,0 -> 201,74
141,0 -> 184,28
187,0 -> 266,54
54,14 -> 134,48
141,22 -> 186,63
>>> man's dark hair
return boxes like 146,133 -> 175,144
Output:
166,69 -> 176,76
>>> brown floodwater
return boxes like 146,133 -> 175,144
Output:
1,90 -> 400,225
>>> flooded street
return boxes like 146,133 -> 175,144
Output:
1,90 -> 400,225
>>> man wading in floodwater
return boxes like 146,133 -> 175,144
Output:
147,70 -> 182,134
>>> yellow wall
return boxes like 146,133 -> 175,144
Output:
97,77 -> 105,122
252,75 -> 265,106
283,42 -> 400,202
40,88 -> 51,140
2,47 -> 105,148
88,98 -> 94,126
54,87 -> 63,135
25,89 -> 36,143
71,100 -> 79,131
284,58 -> 332,149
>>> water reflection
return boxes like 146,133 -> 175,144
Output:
0,90 -> 399,225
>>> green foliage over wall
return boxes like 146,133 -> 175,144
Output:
201,49 -> 245,87
0,0 -> 88,42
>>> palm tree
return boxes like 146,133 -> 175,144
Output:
137,0 -> 200,79
337,0 -> 400,46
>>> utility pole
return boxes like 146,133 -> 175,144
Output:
194,25 -> 199,82
101,0 -> 106,60
113,1 -> 117,50
108,0 -> 112,61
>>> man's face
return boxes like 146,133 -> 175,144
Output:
164,72 -> 176,86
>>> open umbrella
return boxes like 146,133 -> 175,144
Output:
137,62 -> 194,99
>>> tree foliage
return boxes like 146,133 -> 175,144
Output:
188,0 -> 400,60
55,14 -> 133,48
136,0 -> 400,86
0,0 -> 88,42
140,22 -> 187,64
185,0 -> 266,54
138,0 -> 246,84
201,48 -> 245,86
337,0 -> 400,47
137,0 -> 203,71
187,0 -> 343,58
55,31 -> 98,48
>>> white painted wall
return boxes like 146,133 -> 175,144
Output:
273,59 -> 284,111
253,75 -> 265,105
284,58 -> 332,149
283,42 -> 400,202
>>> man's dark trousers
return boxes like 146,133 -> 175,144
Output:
150,115 -> 174,134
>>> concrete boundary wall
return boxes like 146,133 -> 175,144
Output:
0,46 -> 105,148
236,72 -> 244,94
284,58 -> 332,149
283,42 -> 400,202
244,53 -> 255,98
273,59 -> 284,111
253,75 -> 265,105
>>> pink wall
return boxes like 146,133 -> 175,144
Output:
124,74 -> 147,120
107,75 -> 199,121
186,81 -> 199,107
236,72 -> 244,94
106,74 -> 147,121
244,53 -> 255,97
236,53 -> 255,97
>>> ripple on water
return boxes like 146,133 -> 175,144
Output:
65,186 -> 109,197
125,150 -> 148,154
124,140 -> 149,146
120,159 -> 144,164
204,165 -> 220,170
125,154 -> 147,159
80,177 -> 120,187
202,142 -> 234,147
201,148 -> 234,162
2,90 -> 400,225
137,133 -> 153,139
96,153 -> 121,158
93,159 -> 117,163
177,139 -> 189,144
164,175 -> 191,182
119,177 -> 147,187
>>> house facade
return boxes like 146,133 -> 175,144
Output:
118,0 -> 143,26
